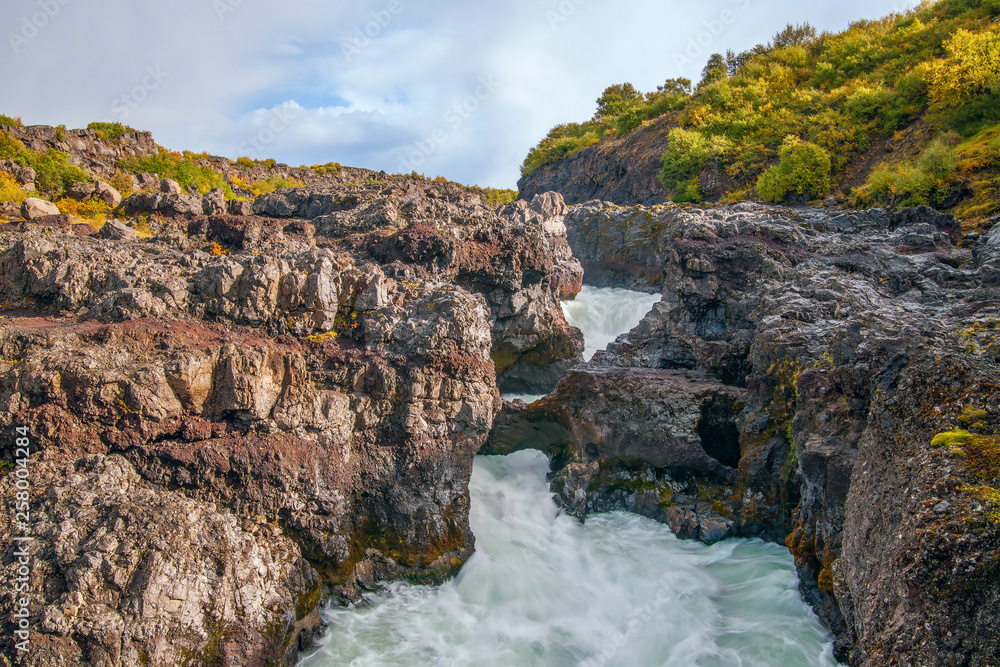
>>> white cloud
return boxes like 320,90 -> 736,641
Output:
0,0 -> 923,188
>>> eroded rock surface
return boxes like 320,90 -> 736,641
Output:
490,202 -> 1000,665
0,186 -> 578,664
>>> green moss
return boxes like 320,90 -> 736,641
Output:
931,429 -> 975,448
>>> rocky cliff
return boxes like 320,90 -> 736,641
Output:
518,117 -> 670,207
0,167 -> 582,664
488,202 -> 1000,665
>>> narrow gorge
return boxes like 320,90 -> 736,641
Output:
0,120 -> 997,667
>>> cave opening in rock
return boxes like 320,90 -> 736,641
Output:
698,395 -> 742,469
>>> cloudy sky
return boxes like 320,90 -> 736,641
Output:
1,0 -> 919,189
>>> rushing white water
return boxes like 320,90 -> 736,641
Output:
299,288 -> 837,666
299,451 -> 838,667
561,285 -> 662,362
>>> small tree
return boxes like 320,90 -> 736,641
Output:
700,53 -> 728,87
656,78 -> 692,96
756,136 -> 831,203
771,22 -> 817,48
594,83 -> 643,119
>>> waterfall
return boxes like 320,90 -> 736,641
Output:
300,288 -> 837,667
299,450 -> 837,666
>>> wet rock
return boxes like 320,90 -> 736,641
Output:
501,201 -> 1000,665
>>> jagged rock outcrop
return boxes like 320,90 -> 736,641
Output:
2,125 -> 159,178
179,183 -> 583,394
0,196 -> 527,664
484,367 -> 743,544
489,202 -> 1000,665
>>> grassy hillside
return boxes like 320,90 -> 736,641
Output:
522,0 -> 1000,222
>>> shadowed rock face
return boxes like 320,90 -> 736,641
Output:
0,187 -> 582,665
489,202 -> 1000,665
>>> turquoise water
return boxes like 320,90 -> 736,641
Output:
299,451 -> 838,667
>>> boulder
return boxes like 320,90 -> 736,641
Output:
20,197 -> 59,219
160,177 -> 183,195
98,219 -> 139,241
160,193 -> 204,216
95,180 -> 122,207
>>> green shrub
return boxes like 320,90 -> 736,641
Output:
0,172 -> 28,204
88,122 -> 137,141
119,151 -> 229,195
0,131 -> 29,162
0,114 -> 22,127
31,150 -> 92,197
756,136 -> 831,202
853,134 -> 960,208
311,162 -> 342,175
659,128 -> 732,201
478,187 -> 518,206
244,176 -> 305,196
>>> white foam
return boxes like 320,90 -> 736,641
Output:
561,286 -> 662,361
299,450 -> 839,667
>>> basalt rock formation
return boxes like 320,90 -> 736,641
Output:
517,119 -> 671,207
488,202 -> 1000,666
0,182 -> 581,664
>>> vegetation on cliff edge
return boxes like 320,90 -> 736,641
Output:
522,0 -> 1000,219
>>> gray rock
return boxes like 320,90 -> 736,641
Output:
67,181 -> 96,200
227,198 -> 253,216
98,219 -> 139,241
137,171 -> 159,190
202,187 -> 226,215
20,197 -> 59,219
159,193 -> 204,216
